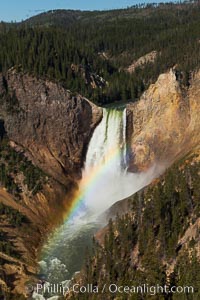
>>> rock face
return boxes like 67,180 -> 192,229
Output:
0,69 -> 103,186
127,69 -> 200,171
126,50 -> 158,73
0,70 -> 102,296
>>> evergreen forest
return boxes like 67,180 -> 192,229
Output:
1,2 -> 200,104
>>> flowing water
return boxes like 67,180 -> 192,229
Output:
37,108 -> 162,297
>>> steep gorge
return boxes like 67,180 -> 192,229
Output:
0,67 -> 200,298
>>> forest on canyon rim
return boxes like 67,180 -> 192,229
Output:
1,1 -> 200,105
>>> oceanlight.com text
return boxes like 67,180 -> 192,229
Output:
29,282 -> 194,296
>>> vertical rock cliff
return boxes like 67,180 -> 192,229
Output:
127,69 -> 200,171
0,70 -> 102,296
0,69 -> 103,186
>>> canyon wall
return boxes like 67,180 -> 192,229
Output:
0,69 -> 103,186
127,69 -> 200,171
0,70 -> 102,296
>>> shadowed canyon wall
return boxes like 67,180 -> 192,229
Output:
0,69 -> 103,186
0,69 -> 102,296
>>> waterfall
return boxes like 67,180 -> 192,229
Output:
123,108 -> 127,168
83,109 -> 125,173
79,107 -> 156,218
80,108 -> 128,216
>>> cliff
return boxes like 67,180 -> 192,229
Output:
126,50 -> 158,74
0,69 -> 103,186
127,68 -> 200,171
0,70 -> 102,297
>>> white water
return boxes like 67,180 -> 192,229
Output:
37,108 -> 164,297
79,108 -> 159,219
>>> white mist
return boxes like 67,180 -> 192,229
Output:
79,108 -> 160,219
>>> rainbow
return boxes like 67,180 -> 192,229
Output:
40,145 -> 123,256
63,145 -> 123,223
